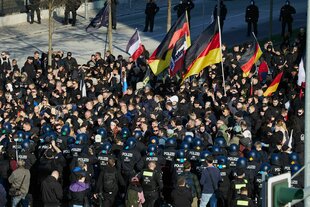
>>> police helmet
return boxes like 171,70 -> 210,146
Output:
133,130 -> 143,140
237,157 -> 248,169
289,152 -> 299,165
97,128 -> 107,139
149,136 -> 159,145
61,125 -> 71,136
229,144 -> 239,156
200,150 -> 212,162
217,155 -> 228,169
125,137 -> 137,150
166,138 -> 177,147
147,144 -> 157,156
76,133 -> 88,144
21,139 -> 31,150
290,164 -> 301,175
24,132 -> 32,140
180,141 -> 190,151
101,141 -> 112,154
214,136 -> 227,148
212,145 -> 221,155
67,136 -> 75,145
2,122 -> 12,134
45,131 -> 58,143
121,127 -> 131,140
247,150 -> 258,162
270,153 -> 281,166
192,138 -> 203,150
183,135 -> 194,144
176,149 -> 186,163
260,162 -> 271,172
42,124 -> 52,135
15,131 -> 25,141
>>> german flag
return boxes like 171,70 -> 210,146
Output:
263,72 -> 283,96
239,41 -> 262,77
182,21 -> 221,82
148,12 -> 191,75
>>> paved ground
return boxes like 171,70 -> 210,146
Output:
0,0 -> 307,65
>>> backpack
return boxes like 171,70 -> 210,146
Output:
103,171 -> 117,192
183,172 -> 196,197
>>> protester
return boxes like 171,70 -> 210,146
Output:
0,18 -> 306,207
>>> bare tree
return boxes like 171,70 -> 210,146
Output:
40,0 -> 68,67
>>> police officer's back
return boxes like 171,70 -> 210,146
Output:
232,187 -> 255,207
228,168 -> 252,206
138,161 -> 163,207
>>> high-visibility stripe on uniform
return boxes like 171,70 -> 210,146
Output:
235,184 -> 246,189
143,171 -> 153,177
237,200 -> 249,206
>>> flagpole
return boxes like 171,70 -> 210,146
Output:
217,16 -> 226,96
104,31 -> 108,59
108,0 -> 113,53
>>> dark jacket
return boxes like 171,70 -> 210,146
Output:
41,175 -> 63,206
68,182 -> 90,206
145,2 -> 159,16
171,186 -> 193,207
200,166 -> 221,194
0,184 -> 7,207
245,4 -> 259,22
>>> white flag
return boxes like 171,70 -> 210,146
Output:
297,58 -> 305,86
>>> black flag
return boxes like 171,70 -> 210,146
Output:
86,4 -> 109,32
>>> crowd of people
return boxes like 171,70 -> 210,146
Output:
0,8 -> 307,206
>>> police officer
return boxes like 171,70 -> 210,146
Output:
216,155 -> 231,206
245,0 -> 259,36
174,0 -> 195,23
214,136 -> 228,156
227,168 -> 251,206
254,162 -> 271,206
270,153 -> 283,176
143,0 -> 159,32
143,144 -> 165,171
172,149 -> 187,185
118,137 -> 144,185
213,0 -> 227,31
162,137 -> 177,202
105,0 -> 118,29
97,141 -> 113,170
227,144 -> 239,170
64,0 -> 82,26
56,124 -> 71,153
0,122 -> 12,150
188,138 -> 203,175
19,139 -> 37,170
245,150 -> 260,195
279,0 -> 296,37
138,161 -> 163,207
95,157 -> 125,207
133,130 -> 147,156
29,0 -> 41,24
232,187 -> 255,207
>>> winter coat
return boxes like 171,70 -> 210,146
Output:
171,186 -> 193,207
41,175 -> 63,206
8,167 -> 30,196
68,181 -> 90,206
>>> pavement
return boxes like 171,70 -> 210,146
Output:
0,0 -> 307,65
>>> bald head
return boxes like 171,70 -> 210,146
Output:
51,170 -> 59,180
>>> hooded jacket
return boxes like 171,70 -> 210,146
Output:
68,181 -> 90,206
